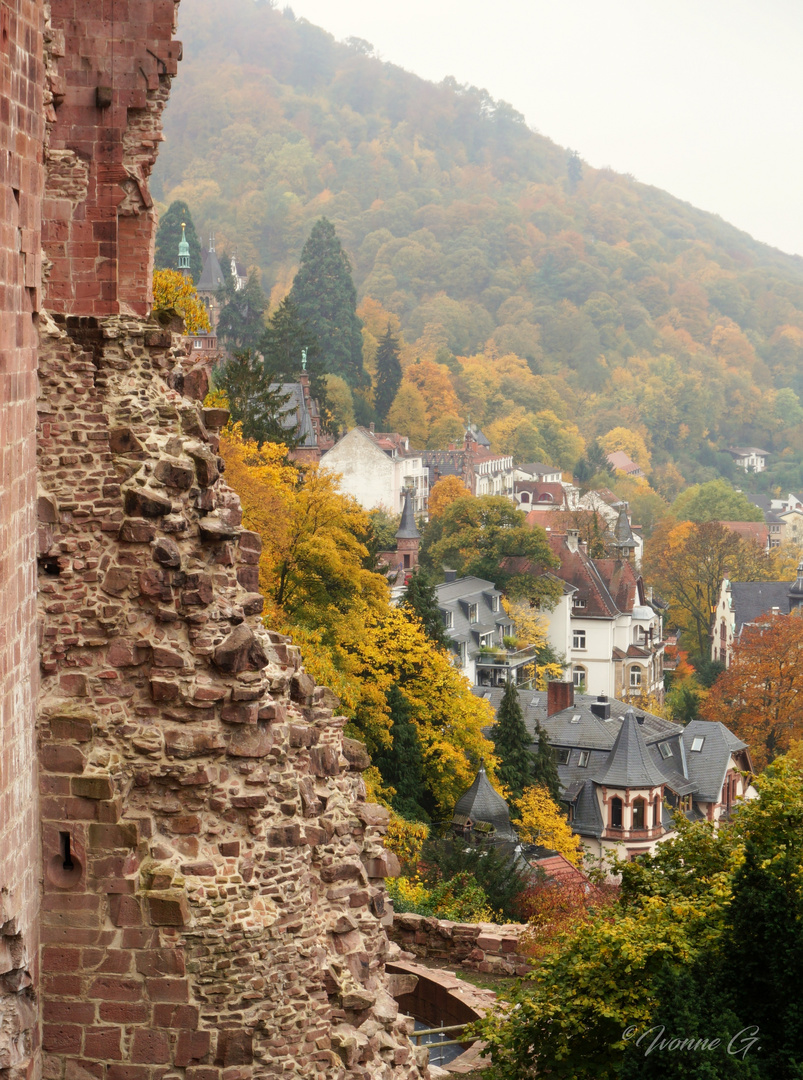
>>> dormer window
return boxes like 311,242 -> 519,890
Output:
557,749 -> 571,765
659,742 -> 673,759
468,603 -> 478,624
578,750 -> 590,767
573,597 -> 587,609
442,610 -> 454,630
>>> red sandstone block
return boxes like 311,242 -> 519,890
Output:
41,926 -> 102,947
83,1027 -> 122,1060
145,978 -> 188,1003
88,977 -> 142,1002
121,929 -> 158,949
82,949 -> 133,974
49,715 -> 93,742
185,1070 -> 219,1080
131,1030 -> 169,1065
40,774 -> 72,796
43,947 -> 81,973
43,893 -> 100,913
152,1004 -> 198,1029
214,1031 -> 253,1068
43,974 -> 83,996
41,795 -> 98,820
41,744 -> 86,773
44,1001 -> 95,1025
43,1025 -> 82,1054
109,894 -> 142,927
134,949 -> 185,978
87,822 -> 138,849
98,1003 -> 149,1025
64,1058 -> 104,1080
105,1067 -> 151,1080
176,1031 -> 211,1067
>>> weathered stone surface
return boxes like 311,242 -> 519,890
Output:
342,738 -> 372,772
109,427 -> 144,455
164,730 -> 226,758
226,724 -> 272,759
198,515 -> 238,542
154,456 -> 195,490
212,626 -> 269,674
123,487 -> 174,518
152,537 -> 181,568
187,447 -> 219,488
119,518 -> 157,543
202,408 -> 230,431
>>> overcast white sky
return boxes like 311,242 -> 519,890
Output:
282,0 -> 803,257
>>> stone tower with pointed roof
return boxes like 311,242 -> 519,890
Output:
610,502 -> 637,561
395,487 -> 420,571
452,762 -> 515,842
178,222 -> 191,277
196,234 -> 227,330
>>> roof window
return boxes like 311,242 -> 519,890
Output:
690,736 -> 705,752
658,742 -> 673,759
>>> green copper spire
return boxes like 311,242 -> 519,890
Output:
178,222 -> 191,274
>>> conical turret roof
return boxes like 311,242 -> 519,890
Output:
611,503 -> 636,549
396,489 -> 420,540
454,763 -> 514,837
591,709 -> 665,788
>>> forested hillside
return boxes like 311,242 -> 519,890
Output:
156,0 -> 803,492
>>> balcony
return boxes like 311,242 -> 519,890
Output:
475,644 -> 539,688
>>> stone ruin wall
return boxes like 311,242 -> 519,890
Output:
0,0 -> 45,1075
0,1 -> 429,1077
389,915 -> 531,978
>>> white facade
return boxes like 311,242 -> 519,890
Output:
320,428 -> 429,515
728,447 -> 768,472
474,455 -> 516,498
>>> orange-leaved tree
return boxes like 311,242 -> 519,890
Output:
152,268 -> 211,333
701,611 -> 803,768
428,475 -> 470,519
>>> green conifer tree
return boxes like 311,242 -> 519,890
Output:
492,679 -> 534,802
373,324 -> 402,423
259,297 -> 328,415
216,269 -> 266,352
289,218 -> 366,388
532,720 -> 562,804
374,685 -> 428,821
155,200 -> 203,282
213,350 -> 296,448
400,569 -> 451,649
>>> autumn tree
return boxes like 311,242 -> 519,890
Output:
386,382 -> 428,446
423,495 -> 559,597
373,324 -> 402,422
643,519 -> 774,658
427,475 -> 470,520
426,414 -> 465,450
492,679 -> 534,801
672,478 -> 764,523
154,200 -> 203,282
400,568 -> 452,649
599,426 -> 651,471
514,785 -> 582,866
152,268 -> 211,334
701,611 -> 803,767
259,296 -> 327,404
289,217 -> 366,387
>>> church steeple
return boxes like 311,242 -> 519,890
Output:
178,222 -> 191,276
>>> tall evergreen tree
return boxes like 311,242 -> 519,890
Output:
155,200 -> 203,282
492,679 -> 534,801
289,218 -> 366,388
373,324 -> 402,422
400,569 -> 452,649
217,269 -> 266,352
213,350 -> 296,449
532,720 -> 562,804
259,297 -> 328,414
373,685 -> 428,822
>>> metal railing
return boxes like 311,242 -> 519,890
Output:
412,1022 -> 471,1050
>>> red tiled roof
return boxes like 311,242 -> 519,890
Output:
717,521 -> 769,547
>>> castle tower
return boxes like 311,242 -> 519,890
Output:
178,222 -> 191,277
396,487 -> 420,571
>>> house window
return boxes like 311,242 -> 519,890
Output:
653,795 -> 661,827
458,642 -> 467,666
442,610 -> 454,630
572,665 -> 586,688
658,742 -> 673,759
573,629 -> 586,650
490,594 -> 500,612
578,750 -> 590,768
194,339 -> 202,349
690,736 -> 705,752
632,798 -> 646,829
610,797 -> 623,829
468,603 -> 478,624
479,632 -> 494,648
573,597 -> 586,609
629,666 -> 642,688
557,748 -> 571,765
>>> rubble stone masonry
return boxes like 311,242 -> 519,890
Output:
0,0 -> 427,1076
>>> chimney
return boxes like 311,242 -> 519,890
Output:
443,567 -> 457,583
590,695 -> 610,720
567,528 -> 580,553
547,680 -> 574,716
369,422 -> 375,434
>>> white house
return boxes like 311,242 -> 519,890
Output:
727,446 -> 769,473
320,426 -> 429,515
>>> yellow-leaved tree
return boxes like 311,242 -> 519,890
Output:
428,475 -> 470,519
152,268 -> 211,333
514,785 -> 583,867
502,597 -> 565,688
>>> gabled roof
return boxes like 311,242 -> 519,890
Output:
607,450 -> 644,475
682,720 -> 750,801
453,764 -> 514,839
591,709 -> 668,789
731,581 -> 794,630
717,521 -> 769,546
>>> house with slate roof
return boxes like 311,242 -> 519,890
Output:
712,562 -> 803,665
452,762 -> 517,844
505,527 -> 664,700
473,681 -> 755,868
320,426 -> 429,515
435,574 -> 528,686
